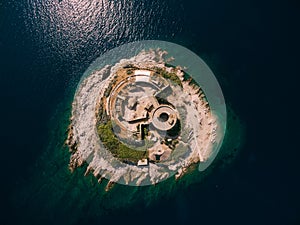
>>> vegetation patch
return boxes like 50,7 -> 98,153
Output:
97,120 -> 147,163
154,67 -> 182,87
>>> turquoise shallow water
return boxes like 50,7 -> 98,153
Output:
11,75 -> 243,224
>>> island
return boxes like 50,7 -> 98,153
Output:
66,49 -> 219,190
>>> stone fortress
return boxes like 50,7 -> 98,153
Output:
106,69 -> 181,165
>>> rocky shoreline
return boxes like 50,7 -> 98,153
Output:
66,49 -> 220,190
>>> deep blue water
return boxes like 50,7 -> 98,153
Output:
1,0 -> 300,224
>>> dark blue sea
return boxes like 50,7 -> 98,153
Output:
1,0 -> 299,224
